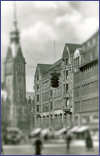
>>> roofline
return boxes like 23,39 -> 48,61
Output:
65,30 -> 99,47
47,58 -> 62,72
38,63 -> 52,66
65,43 -> 81,46
81,29 -> 99,46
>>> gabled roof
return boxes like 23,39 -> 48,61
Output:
6,43 -> 24,60
62,43 -> 80,59
35,59 -> 62,77
62,30 -> 99,59
82,29 -> 99,46
37,64 -> 52,74
47,59 -> 62,72
5,43 -> 25,64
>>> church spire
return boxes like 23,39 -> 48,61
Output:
10,2 -> 19,43
13,2 -> 17,31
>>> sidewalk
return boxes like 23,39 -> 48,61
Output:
47,138 -> 99,147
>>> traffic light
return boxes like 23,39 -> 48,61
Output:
51,73 -> 60,88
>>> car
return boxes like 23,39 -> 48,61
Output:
4,127 -> 24,145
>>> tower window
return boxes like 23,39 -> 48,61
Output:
37,95 -> 39,102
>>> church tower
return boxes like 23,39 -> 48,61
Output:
4,3 -> 26,130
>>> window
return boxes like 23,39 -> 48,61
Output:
37,85 -> 39,90
37,94 -> 39,102
66,98 -> 69,107
66,71 -> 68,79
66,84 -> 68,93
50,102 -> 53,110
74,49 -> 80,69
37,105 -> 39,112
37,73 -> 39,81
43,103 -> 49,112
18,64 -> 21,72
92,38 -> 96,45
50,90 -> 52,96
90,52 -> 94,61
66,58 -> 68,65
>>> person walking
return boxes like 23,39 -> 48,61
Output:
34,134 -> 43,155
85,131 -> 93,151
1,144 -> 4,155
65,131 -> 72,152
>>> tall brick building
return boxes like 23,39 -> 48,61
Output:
34,31 -> 99,130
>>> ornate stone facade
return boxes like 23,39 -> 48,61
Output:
3,10 -> 27,131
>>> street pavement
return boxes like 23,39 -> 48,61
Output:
3,139 -> 99,155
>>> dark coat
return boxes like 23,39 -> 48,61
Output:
34,138 -> 42,155
66,134 -> 72,150
85,134 -> 93,149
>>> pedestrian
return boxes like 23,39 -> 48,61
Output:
1,144 -> 4,155
65,132 -> 72,152
85,131 -> 93,151
34,134 -> 43,155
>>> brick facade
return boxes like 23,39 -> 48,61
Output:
34,31 -> 99,130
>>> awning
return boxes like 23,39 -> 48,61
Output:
30,128 -> 41,137
55,127 -> 70,136
7,127 -> 22,133
41,129 -> 50,136
56,128 -> 67,135
54,110 -> 63,115
42,112 -> 49,116
69,126 -> 79,133
76,126 -> 89,133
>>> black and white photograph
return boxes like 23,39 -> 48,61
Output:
1,1 -> 99,155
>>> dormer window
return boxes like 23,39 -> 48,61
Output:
73,49 -> 81,72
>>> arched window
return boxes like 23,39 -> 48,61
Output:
73,49 -> 81,72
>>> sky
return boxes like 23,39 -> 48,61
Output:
1,1 -> 99,92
